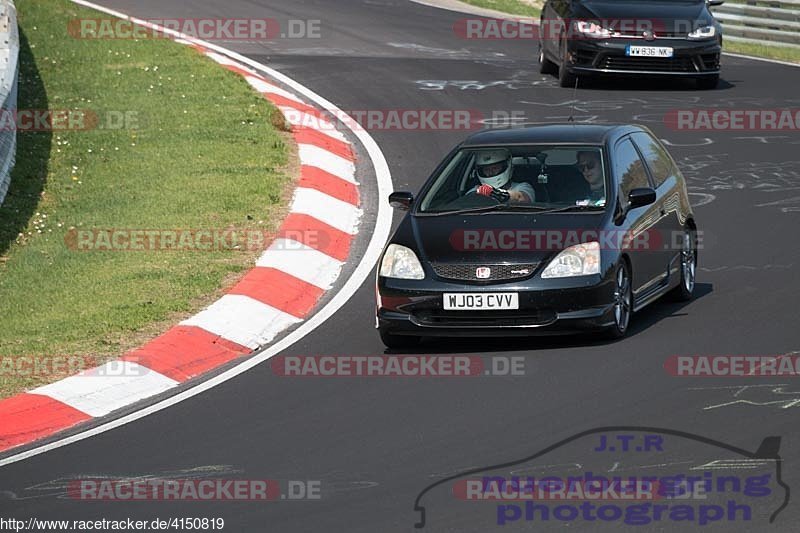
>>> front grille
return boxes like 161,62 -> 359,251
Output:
600,55 -> 696,73
412,309 -> 557,328
431,263 -> 539,282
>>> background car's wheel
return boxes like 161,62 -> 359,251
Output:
539,45 -> 557,75
605,261 -> 632,339
558,39 -> 577,88
379,328 -> 421,349
696,75 -> 719,90
670,229 -> 697,301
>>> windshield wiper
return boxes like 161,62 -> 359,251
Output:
536,205 -> 605,214
422,204 -> 553,216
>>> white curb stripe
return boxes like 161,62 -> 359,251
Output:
30,362 -> 179,418
256,238 -> 344,290
290,187 -> 362,235
298,144 -> 357,183
279,107 -> 348,143
204,51 -> 258,73
244,75 -> 303,103
180,294 -> 302,350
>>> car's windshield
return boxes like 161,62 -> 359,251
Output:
417,145 -> 608,214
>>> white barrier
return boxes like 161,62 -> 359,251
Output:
0,0 -> 18,206
713,0 -> 800,48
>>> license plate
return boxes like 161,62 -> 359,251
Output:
625,45 -> 673,58
443,293 -> 519,311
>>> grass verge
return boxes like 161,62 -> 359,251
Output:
0,0 -> 293,397
724,41 -> 800,65
459,0 -> 541,17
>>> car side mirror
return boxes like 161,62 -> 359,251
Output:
389,191 -> 414,211
628,187 -> 656,209
708,0 -> 724,6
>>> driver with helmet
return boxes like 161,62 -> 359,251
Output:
468,149 -> 535,204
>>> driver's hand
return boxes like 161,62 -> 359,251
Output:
476,185 -> 510,203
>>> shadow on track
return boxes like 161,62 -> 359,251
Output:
384,282 -> 713,354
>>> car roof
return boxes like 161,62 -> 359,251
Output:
461,124 -> 642,147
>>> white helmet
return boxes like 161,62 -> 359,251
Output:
475,149 -> 512,189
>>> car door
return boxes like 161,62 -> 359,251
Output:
613,136 -> 663,298
630,131 -> 684,283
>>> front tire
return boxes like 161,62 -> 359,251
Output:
558,40 -> 577,88
379,328 -> 421,349
605,261 -> 633,339
539,45 -> 557,75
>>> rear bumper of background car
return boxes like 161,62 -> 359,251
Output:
376,271 -> 618,337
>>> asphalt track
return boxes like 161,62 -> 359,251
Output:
3,1 -> 800,531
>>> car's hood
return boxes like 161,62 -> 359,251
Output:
573,0 -> 712,29
409,212 -> 606,264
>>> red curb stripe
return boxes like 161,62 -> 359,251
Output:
220,62 -> 262,81
294,127 -> 354,162
265,94 -> 326,119
280,213 -> 353,262
0,394 -> 91,451
299,165 -> 360,206
228,267 -> 324,319
121,326 -> 250,383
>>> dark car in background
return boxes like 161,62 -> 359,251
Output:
538,0 -> 724,89
375,125 -> 698,348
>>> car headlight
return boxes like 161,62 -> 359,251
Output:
541,242 -> 601,279
379,244 -> 425,280
574,21 -> 612,39
688,25 -> 716,40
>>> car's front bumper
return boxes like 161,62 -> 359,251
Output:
376,271 -> 618,337
564,38 -> 721,78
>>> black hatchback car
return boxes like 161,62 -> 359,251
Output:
376,125 -> 698,348
538,0 -> 724,89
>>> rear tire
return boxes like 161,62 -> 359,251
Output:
604,261 -> 633,339
669,229 -> 697,302
539,45 -> 557,75
379,328 -> 421,349
696,75 -> 719,90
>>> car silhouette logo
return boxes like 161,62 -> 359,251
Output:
476,267 -> 491,279
643,30 -> 655,41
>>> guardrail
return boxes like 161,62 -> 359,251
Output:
0,0 -> 18,206
712,0 -> 800,48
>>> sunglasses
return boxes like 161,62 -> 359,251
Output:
578,160 -> 597,171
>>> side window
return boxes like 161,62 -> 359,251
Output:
631,132 -> 676,189
615,138 -> 650,202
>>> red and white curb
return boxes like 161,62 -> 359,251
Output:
0,24 -> 362,453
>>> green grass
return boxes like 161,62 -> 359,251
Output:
459,0 -> 541,17
0,0 -> 292,396
724,41 -> 800,65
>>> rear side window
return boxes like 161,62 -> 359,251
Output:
631,132 -> 676,189
614,138 -> 650,202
